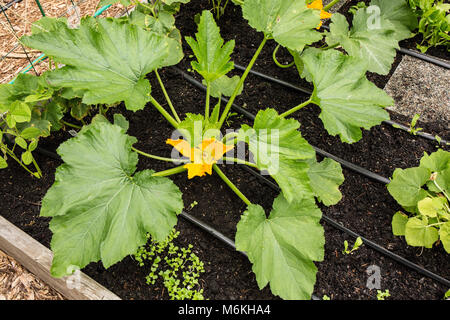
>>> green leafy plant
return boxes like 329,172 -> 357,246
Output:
388,149 -> 450,253
134,229 -> 205,300
342,237 -> 363,255
376,289 -> 390,300
15,0 -> 414,300
407,0 -> 450,52
444,289 -> 450,299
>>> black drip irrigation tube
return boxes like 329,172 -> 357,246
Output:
174,66 -> 450,288
232,64 -> 449,146
320,25 -> 450,70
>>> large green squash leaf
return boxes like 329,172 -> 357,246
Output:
325,12 -> 399,75
235,194 -> 324,300
237,108 -> 316,203
41,122 -> 184,277
301,48 -> 392,143
369,0 -> 418,41
185,10 -> 235,82
21,17 -> 183,111
242,0 -> 322,51
307,157 -> 344,206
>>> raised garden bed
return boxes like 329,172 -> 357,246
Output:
0,0 -> 449,300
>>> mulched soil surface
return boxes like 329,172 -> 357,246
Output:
0,249 -> 64,300
0,0 -> 449,300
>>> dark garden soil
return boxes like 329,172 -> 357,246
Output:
0,0 -> 449,300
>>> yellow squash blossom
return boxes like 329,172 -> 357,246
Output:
167,138 -> 234,179
307,0 -> 332,28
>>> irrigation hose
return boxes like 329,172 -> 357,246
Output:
233,63 -> 449,146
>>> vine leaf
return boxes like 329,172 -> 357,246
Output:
237,108 -> 316,203
185,10 -> 235,82
236,194 -> 324,300
242,0 -> 322,51
325,12 -> 399,75
41,121 -> 184,277
301,48 -> 392,143
307,157 -> 344,206
21,17 -> 183,111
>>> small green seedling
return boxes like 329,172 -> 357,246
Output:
444,289 -> 450,300
342,237 -> 363,255
377,289 -> 390,300
322,294 -> 331,300
189,201 -> 198,210
134,229 -> 205,300
409,113 -> 423,135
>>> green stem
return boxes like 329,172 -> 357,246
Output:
280,98 -> 313,118
149,95 -> 179,129
205,81 -> 211,120
61,120 -> 82,129
151,165 -> 187,177
433,180 -> 450,202
221,132 -> 239,143
132,147 -> 188,163
218,35 -> 268,129
323,0 -> 341,11
31,156 -> 42,178
221,157 -> 258,168
155,70 -> 181,123
1,145 -> 37,177
322,43 -> 339,50
213,164 -> 251,206
272,44 -> 294,69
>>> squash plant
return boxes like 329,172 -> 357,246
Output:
388,149 -> 450,253
13,0 -> 412,300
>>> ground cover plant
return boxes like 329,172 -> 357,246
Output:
0,0 -> 446,300
388,149 -> 450,252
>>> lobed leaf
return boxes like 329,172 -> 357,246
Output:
41,121 -> 184,277
235,194 -> 324,300
237,108 -> 316,203
21,17 -> 183,111
185,10 -> 235,82
242,0 -> 322,51
326,12 -> 399,75
301,48 -> 392,143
